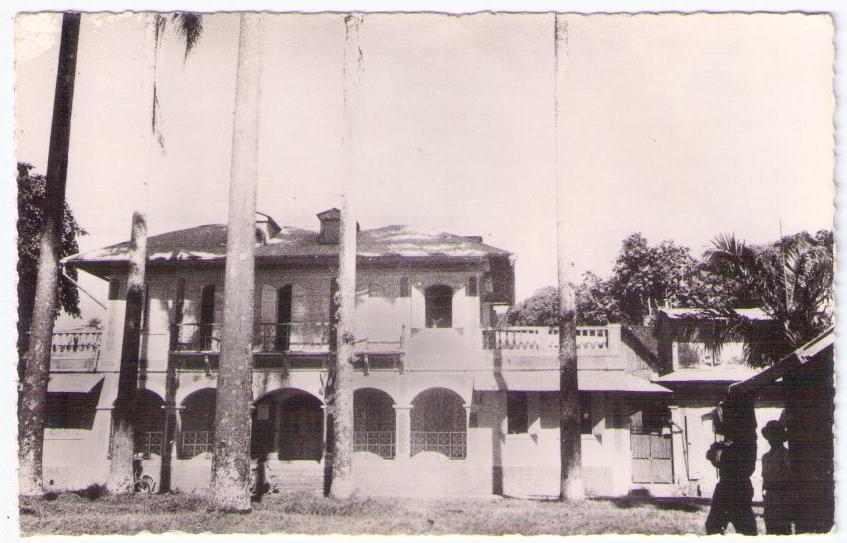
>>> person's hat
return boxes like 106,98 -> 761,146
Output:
761,420 -> 787,442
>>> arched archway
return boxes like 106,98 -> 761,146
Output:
425,285 -> 453,328
251,389 -> 323,461
134,389 -> 165,458
410,387 -> 466,459
354,388 -> 396,459
179,388 -> 216,458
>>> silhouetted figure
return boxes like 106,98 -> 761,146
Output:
705,396 -> 758,535
761,420 -> 792,534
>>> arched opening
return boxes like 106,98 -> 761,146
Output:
178,388 -> 216,458
134,389 -> 165,458
354,388 -> 396,459
425,285 -> 453,328
251,389 -> 324,461
410,387 -> 466,459
198,285 -> 216,350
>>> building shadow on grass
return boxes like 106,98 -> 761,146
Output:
596,489 -> 709,513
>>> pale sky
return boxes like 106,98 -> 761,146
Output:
15,12 -> 835,325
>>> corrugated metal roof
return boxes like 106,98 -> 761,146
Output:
66,223 -> 510,266
47,374 -> 104,393
652,367 -> 759,384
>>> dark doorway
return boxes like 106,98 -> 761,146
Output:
275,285 -> 293,352
425,285 -> 453,328
278,394 -> 324,461
199,285 -> 216,350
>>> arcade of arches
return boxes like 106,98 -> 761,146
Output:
134,386 -> 469,462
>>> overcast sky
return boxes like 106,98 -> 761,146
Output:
15,12 -> 835,325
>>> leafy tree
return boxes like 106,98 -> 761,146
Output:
507,273 -> 619,327
607,234 -> 697,325
17,163 -> 86,378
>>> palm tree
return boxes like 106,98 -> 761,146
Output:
702,231 -> 833,367
553,13 -> 584,500
18,12 -> 81,497
107,12 -> 204,494
210,12 -> 263,512
324,13 -> 363,500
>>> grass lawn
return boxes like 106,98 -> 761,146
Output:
19,491 -> 766,536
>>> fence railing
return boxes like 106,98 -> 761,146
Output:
353,430 -> 396,459
171,322 -> 331,354
177,431 -> 214,458
410,431 -> 467,459
135,431 -> 164,458
51,331 -> 102,355
482,326 -> 610,351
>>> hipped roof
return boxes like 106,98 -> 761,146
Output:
65,223 -> 511,276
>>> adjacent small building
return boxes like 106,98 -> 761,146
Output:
652,308 -> 785,500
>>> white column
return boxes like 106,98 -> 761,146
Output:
394,404 -> 412,459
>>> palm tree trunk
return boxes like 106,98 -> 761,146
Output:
18,12 -> 81,497
107,211 -> 147,493
211,12 -> 263,512
554,13 -> 584,501
326,13 -> 363,500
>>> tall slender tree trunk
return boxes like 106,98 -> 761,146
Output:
211,12 -> 263,512
326,13 -> 363,500
107,212 -> 147,493
554,13 -> 584,501
18,12 -> 81,497
107,14 -> 161,493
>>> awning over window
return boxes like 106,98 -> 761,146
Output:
473,370 -> 671,394
47,374 -> 104,394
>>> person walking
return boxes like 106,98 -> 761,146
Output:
705,397 -> 759,535
761,420 -> 792,534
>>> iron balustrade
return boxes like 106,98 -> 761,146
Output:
410,431 -> 467,459
170,322 -> 331,353
253,322 -> 331,353
177,431 -> 214,458
353,431 -> 396,459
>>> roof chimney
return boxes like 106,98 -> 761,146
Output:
255,212 -> 280,244
317,208 -> 341,244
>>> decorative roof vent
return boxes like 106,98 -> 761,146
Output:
255,212 -> 280,244
317,208 -> 341,244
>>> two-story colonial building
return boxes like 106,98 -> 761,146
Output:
44,209 -> 675,498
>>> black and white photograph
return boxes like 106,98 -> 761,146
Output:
7,3 -> 841,537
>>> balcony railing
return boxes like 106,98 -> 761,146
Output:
49,331 -> 102,370
354,430 -> 396,459
51,331 -> 102,355
170,322 -> 331,354
482,326 -> 610,351
411,431 -> 467,459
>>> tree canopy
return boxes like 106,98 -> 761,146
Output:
17,162 -> 86,370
